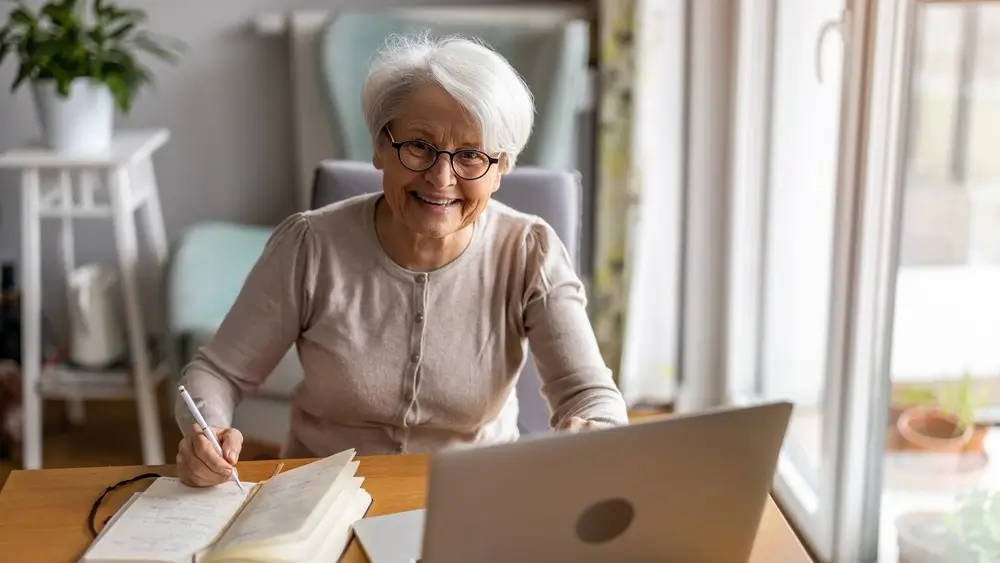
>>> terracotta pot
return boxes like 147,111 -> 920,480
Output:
897,407 -> 972,453
889,402 -> 909,427
888,396 -> 938,429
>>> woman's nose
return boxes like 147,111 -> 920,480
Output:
424,153 -> 457,187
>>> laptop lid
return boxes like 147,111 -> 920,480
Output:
420,401 -> 793,563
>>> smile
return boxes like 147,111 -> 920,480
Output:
410,191 -> 461,207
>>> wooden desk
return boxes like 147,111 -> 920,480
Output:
0,455 -> 812,562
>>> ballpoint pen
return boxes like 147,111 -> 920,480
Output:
177,385 -> 245,492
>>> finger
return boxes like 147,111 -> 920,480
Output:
176,449 -> 194,485
218,428 -> 244,464
178,439 -> 216,486
566,417 -> 586,430
183,425 -> 233,483
186,453 -> 227,486
191,433 -> 233,477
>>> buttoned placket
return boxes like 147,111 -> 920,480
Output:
397,272 -> 429,453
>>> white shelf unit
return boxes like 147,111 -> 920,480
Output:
0,129 -> 172,469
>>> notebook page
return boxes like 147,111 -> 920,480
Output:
211,451 -> 356,552
81,493 -> 142,562
299,484 -> 373,563
216,478 -> 369,562
83,477 -> 254,562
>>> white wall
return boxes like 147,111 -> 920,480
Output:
0,0 -> 583,337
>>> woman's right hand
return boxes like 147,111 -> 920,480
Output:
177,424 -> 244,487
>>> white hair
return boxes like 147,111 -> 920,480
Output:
362,33 -> 535,169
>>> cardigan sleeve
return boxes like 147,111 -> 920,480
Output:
521,220 -> 630,429
175,212 -> 319,433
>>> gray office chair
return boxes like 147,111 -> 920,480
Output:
311,160 -> 583,434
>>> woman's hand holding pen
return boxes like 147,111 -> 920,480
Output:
177,424 -> 244,487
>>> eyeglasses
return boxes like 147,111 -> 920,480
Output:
385,129 -> 499,180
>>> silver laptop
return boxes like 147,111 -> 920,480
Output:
353,401 -> 793,563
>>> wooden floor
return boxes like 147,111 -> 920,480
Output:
0,396 -> 670,490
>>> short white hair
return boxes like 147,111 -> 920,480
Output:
362,33 -> 535,169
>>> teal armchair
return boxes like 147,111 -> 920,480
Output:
316,9 -> 591,170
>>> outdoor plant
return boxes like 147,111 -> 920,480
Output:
945,488 -> 1000,562
940,373 -> 986,429
0,0 -> 183,113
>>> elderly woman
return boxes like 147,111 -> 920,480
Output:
175,34 -> 628,486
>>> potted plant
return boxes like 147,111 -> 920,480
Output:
889,385 -> 942,451
0,0 -> 182,153
898,488 -> 1000,563
897,404 -> 973,453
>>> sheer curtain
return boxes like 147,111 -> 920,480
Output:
592,0 -> 685,407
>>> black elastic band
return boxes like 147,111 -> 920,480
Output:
88,472 -> 162,537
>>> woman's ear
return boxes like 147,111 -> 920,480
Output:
372,141 -> 385,171
372,128 -> 389,171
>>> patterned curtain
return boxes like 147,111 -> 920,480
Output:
592,0 -> 680,406
592,0 -> 639,381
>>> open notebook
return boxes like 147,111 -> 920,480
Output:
81,449 -> 373,563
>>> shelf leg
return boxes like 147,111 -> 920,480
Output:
136,157 -> 176,402
60,170 -> 85,426
137,158 -> 170,332
20,168 -> 43,470
109,166 -> 165,466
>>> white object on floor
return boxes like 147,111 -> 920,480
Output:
0,129 -> 172,469
355,402 -> 792,563
67,263 -> 127,369
353,509 -> 426,563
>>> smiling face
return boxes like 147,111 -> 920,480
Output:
373,83 -> 504,240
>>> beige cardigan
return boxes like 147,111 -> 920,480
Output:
175,193 -> 628,458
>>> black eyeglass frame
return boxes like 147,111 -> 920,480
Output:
385,128 -> 500,181
88,472 -> 162,537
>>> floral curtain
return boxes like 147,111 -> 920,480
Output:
592,0 -> 638,382
592,0 -> 681,406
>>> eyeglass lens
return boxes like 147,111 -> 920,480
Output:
397,141 -> 491,179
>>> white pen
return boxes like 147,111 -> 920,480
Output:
177,385 -> 245,492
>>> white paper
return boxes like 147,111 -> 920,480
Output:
212,451 -> 355,551
83,477 -> 254,562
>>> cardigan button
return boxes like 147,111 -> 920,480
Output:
416,273 -> 428,283
415,313 -> 424,324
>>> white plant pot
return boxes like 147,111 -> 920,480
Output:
31,78 -> 114,154
896,511 -> 955,563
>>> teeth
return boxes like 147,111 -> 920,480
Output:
415,193 -> 456,206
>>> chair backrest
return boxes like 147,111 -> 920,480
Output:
316,10 -> 590,171
311,159 -> 583,434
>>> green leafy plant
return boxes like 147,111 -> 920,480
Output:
894,386 -> 939,407
940,373 -> 987,428
0,0 -> 183,113
945,488 -> 1000,562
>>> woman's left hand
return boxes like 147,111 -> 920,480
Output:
565,416 -> 614,432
